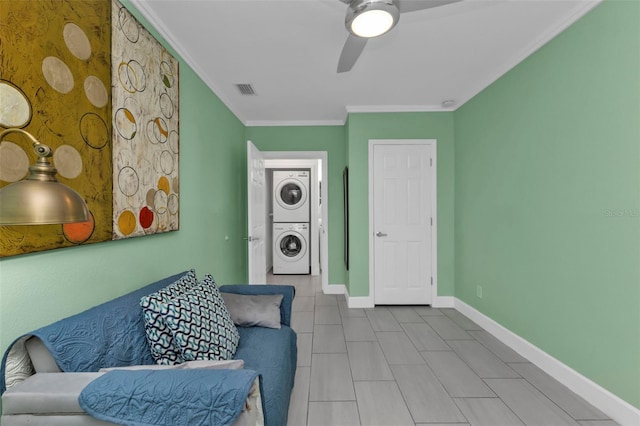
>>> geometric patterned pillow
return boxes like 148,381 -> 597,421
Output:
140,269 -> 198,365
161,274 -> 240,362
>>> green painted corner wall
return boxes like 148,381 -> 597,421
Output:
346,112 -> 456,298
245,126 -> 347,287
0,2 -> 247,360
454,0 -> 640,409
0,0 -> 637,414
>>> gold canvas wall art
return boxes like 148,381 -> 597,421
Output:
0,0 -> 180,256
0,0 -> 113,256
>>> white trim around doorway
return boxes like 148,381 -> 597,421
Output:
262,151 -> 330,294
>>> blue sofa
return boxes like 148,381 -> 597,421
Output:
1,271 -> 297,426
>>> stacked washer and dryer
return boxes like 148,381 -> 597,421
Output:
272,171 -> 310,274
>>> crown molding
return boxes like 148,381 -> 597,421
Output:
127,0 -> 603,125
127,0 -> 248,125
245,120 -> 346,127
454,0 -> 603,109
346,104 -> 454,113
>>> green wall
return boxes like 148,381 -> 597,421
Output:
454,0 -> 640,409
346,112 -> 456,298
245,126 -> 347,286
0,2 -> 247,362
1,0 -> 637,413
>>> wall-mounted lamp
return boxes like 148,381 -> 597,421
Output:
0,128 -> 90,225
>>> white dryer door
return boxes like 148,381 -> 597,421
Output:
275,231 -> 307,262
275,178 -> 308,210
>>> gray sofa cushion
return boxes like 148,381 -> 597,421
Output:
99,359 -> 244,372
221,293 -> 284,329
2,373 -> 103,415
25,337 -> 61,373
1,414 -> 114,425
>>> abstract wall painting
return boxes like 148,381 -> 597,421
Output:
0,0 -> 179,257
111,0 -> 180,239
0,0 -> 113,257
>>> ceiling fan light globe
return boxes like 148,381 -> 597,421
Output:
346,0 -> 400,38
351,10 -> 394,37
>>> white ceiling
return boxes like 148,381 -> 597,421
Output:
130,0 -> 601,126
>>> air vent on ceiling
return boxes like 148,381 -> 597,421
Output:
235,83 -> 256,96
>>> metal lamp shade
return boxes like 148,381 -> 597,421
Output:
0,128 -> 91,225
0,179 -> 90,225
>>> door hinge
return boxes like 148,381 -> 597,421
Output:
430,217 -> 433,226
430,277 -> 433,286
430,158 -> 433,167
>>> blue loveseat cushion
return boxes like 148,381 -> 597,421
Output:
220,284 -> 297,426
235,326 -> 297,426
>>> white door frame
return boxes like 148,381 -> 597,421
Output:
263,151 -> 329,293
368,139 -> 438,305
266,159 -> 319,276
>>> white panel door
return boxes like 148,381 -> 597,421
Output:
247,140 -> 266,284
373,142 -> 433,305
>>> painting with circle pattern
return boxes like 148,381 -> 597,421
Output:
0,0 -> 179,256
111,0 -> 179,239
0,0 -> 113,257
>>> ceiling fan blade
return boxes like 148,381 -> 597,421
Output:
337,34 -> 368,73
398,0 -> 462,14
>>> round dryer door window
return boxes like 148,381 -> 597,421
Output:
276,179 -> 307,209
276,232 -> 307,261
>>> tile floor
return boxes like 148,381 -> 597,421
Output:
267,273 -> 618,426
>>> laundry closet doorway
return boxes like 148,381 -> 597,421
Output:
247,145 -> 329,292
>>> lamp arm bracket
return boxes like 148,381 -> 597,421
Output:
0,128 -> 53,158
33,144 -> 52,157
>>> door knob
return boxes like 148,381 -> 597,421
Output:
376,232 -> 387,237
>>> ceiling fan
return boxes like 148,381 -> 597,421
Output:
337,0 -> 462,73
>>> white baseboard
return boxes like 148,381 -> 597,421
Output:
337,288 -> 449,309
323,284 -> 374,308
432,296 -> 454,308
454,298 -> 640,426
340,287 -> 374,308
347,296 -> 374,309
324,283 -> 346,295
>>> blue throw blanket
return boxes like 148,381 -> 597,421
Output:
79,369 -> 259,426
1,272 -> 189,393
